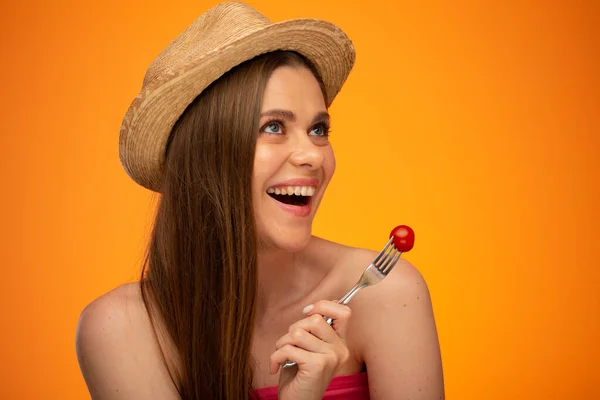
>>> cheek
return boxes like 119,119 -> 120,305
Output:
324,148 -> 336,180
253,143 -> 281,177
252,145 -> 281,209
252,147 -> 271,188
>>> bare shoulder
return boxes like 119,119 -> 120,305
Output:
337,246 -> 432,322
345,247 -> 433,321
311,240 -> 429,304
339,247 -> 445,399
347,247 -> 428,294
76,283 -> 180,399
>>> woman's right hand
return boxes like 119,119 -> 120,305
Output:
269,300 -> 353,400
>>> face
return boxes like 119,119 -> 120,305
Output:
253,66 -> 336,252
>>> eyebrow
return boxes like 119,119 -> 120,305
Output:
260,109 -> 330,125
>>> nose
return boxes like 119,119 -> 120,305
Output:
288,135 -> 325,170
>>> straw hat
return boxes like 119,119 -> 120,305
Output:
119,2 -> 355,192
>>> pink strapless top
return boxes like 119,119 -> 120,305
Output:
251,372 -> 370,399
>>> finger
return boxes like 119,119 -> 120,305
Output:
275,327 -> 332,354
303,299 -> 352,320
302,300 -> 352,338
287,313 -> 338,343
269,344 -> 315,375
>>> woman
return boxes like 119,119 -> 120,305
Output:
75,3 -> 444,399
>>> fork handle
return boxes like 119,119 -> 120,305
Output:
282,283 -> 366,368
324,283 -> 365,324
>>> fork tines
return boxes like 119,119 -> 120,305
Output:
374,237 -> 402,274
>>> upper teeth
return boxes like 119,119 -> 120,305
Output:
267,186 -> 316,196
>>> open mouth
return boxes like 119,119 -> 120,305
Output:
267,186 -> 315,207
268,192 -> 310,206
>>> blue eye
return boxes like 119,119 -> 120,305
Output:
263,121 -> 283,134
310,123 -> 330,137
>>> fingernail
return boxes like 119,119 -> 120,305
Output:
303,304 -> 313,314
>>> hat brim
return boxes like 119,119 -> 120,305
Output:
119,18 -> 355,192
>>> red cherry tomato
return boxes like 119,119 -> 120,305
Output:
389,225 -> 415,252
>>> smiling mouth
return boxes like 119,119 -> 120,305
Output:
266,186 -> 315,207
268,192 -> 310,206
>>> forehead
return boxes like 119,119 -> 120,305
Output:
261,66 -> 327,113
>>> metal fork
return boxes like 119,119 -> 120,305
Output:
282,236 -> 402,368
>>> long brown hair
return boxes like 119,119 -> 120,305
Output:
139,51 -> 327,399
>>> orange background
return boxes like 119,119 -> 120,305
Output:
1,0 -> 598,398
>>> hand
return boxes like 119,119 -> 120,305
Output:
269,300 -> 352,400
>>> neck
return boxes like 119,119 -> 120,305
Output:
255,241 -> 322,317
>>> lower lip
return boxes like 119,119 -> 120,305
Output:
269,195 -> 312,217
